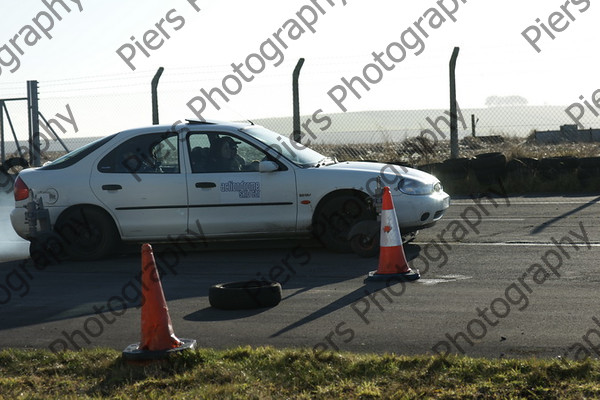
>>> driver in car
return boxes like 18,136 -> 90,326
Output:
210,137 -> 245,172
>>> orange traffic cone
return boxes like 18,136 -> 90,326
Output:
123,243 -> 196,361
366,186 -> 420,282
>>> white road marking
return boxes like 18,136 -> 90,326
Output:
413,241 -> 600,247
443,218 -> 525,221
451,200 -> 599,205
417,274 -> 472,285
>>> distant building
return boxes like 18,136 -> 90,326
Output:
533,125 -> 600,144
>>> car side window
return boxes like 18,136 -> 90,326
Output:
188,132 -> 269,173
97,132 -> 179,174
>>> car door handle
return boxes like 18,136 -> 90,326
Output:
102,184 -> 122,191
195,182 -> 216,188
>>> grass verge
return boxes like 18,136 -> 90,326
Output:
1,347 -> 600,399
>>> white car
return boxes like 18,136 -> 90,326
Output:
10,120 -> 450,260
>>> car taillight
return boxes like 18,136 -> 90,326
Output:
14,177 -> 29,201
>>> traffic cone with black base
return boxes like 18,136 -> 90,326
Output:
123,243 -> 196,361
366,186 -> 420,282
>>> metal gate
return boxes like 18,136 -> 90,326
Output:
0,80 -> 70,192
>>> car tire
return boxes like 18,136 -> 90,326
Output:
315,194 -> 373,253
470,153 -> 507,186
470,152 -> 506,170
349,219 -> 380,258
55,207 -> 120,261
209,281 -> 282,310
350,231 -> 380,258
438,158 -> 470,180
3,157 -> 29,172
577,157 -> 600,187
539,156 -> 579,180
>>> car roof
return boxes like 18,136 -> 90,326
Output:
184,119 -> 253,130
115,119 -> 254,138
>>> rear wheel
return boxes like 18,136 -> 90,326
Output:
55,207 -> 120,261
315,194 -> 373,252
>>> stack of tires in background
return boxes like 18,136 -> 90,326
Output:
418,153 -> 600,194
0,157 -> 29,194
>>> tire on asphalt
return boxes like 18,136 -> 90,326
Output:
314,194 -> 374,253
54,206 -> 120,261
209,281 -> 282,310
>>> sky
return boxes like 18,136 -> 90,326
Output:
0,0 -> 598,137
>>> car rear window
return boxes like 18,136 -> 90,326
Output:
40,134 -> 116,170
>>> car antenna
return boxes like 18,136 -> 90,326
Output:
247,119 -> 255,125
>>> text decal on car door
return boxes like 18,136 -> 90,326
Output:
220,181 -> 261,199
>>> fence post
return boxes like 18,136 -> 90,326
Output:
0,101 -> 4,164
27,80 -> 41,167
292,58 -> 305,143
471,114 -> 476,137
449,47 -> 460,159
152,67 -> 164,125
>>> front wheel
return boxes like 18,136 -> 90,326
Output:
314,194 -> 373,252
55,207 -> 120,261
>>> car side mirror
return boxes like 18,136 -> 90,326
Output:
259,160 -> 279,173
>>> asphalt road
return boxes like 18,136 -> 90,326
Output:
1,193 -> 599,360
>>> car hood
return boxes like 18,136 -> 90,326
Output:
318,161 -> 438,183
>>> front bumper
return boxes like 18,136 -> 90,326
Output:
394,190 -> 450,230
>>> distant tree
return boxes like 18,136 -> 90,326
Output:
485,95 -> 528,107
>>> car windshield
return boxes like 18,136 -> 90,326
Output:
242,126 -> 334,167
40,134 -> 116,170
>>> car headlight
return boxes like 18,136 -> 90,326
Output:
397,177 -> 434,195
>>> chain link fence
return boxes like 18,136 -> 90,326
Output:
1,64 -> 598,169
255,104 -> 597,167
